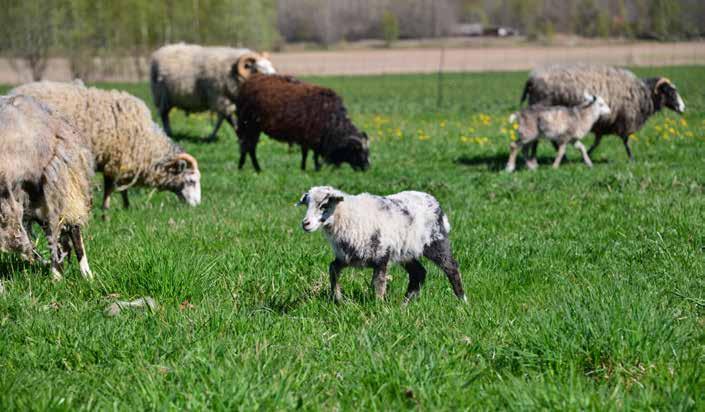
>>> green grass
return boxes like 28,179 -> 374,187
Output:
1,67 -> 704,410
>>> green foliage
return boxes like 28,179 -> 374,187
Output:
649,0 -> 682,40
381,11 -> 400,48
1,66 -> 704,409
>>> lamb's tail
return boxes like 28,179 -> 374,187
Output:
508,113 -> 517,124
519,79 -> 531,106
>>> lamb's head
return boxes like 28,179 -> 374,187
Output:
152,153 -> 201,206
296,186 -> 345,232
649,78 -> 685,114
232,51 -> 276,84
324,131 -> 370,171
582,92 -> 611,118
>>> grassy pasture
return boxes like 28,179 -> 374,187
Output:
1,67 -> 704,410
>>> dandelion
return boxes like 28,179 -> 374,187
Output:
680,118 -> 688,127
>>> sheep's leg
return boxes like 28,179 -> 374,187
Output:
402,259 -> 427,303
102,175 -> 115,211
552,142 -> 568,169
69,225 -> 93,280
159,107 -> 173,137
300,147 -> 309,170
371,260 -> 389,301
505,141 -> 523,173
574,141 -> 593,168
621,135 -> 634,161
587,132 -> 603,156
423,238 -> 466,302
45,227 -> 70,281
225,115 -> 237,136
313,152 -> 321,171
208,114 -> 225,141
120,190 -> 130,209
328,259 -> 346,303
248,146 -> 262,173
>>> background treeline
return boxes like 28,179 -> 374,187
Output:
0,0 -> 703,81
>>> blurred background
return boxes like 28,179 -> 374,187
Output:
0,0 -> 703,83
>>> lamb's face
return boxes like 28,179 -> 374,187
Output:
297,187 -> 343,232
594,96 -> 611,117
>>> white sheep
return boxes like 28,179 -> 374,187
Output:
506,93 -> 611,172
11,81 -> 201,212
149,43 -> 276,140
297,186 -> 467,303
0,95 -> 94,280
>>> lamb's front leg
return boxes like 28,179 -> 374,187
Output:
371,260 -> 389,301
552,142 -> 568,169
574,141 -> 593,168
328,259 -> 346,303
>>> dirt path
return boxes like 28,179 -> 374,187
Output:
1,41 -> 703,84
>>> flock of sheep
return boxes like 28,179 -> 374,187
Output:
0,42 -> 687,302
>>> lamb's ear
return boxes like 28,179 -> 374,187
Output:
296,193 -> 309,206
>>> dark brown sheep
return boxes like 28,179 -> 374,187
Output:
235,74 -> 370,172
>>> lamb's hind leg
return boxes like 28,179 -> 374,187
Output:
621,135 -> 635,161
159,106 -> 173,137
552,142 -> 568,169
423,238 -> 466,302
69,225 -> 93,280
45,225 -> 71,281
371,260 -> 389,301
300,147 -> 309,170
208,113 -> 225,141
574,140 -> 593,168
402,259 -> 427,303
505,141 -> 523,173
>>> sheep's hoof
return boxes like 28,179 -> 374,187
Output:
504,166 -> 515,173
50,268 -> 63,282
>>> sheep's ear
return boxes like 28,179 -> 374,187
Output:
167,159 -> 188,174
329,196 -> 344,204
296,193 -> 309,206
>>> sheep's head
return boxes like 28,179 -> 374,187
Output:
650,78 -> 685,114
233,51 -> 276,84
297,186 -> 345,232
324,131 -> 370,171
582,92 -> 611,118
153,153 -> 201,206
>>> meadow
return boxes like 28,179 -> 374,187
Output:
1,67 -> 704,410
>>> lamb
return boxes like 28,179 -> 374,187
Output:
505,93 -> 611,172
236,74 -> 370,172
296,186 -> 466,303
0,94 -> 94,281
520,64 -> 686,161
149,43 -> 276,141
11,81 -> 201,211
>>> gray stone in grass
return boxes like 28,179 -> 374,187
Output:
104,296 -> 158,317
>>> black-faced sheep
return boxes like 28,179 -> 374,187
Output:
150,43 -> 276,141
297,186 -> 466,303
0,95 -> 94,280
11,81 -> 201,212
520,64 -> 686,160
235,74 -> 370,172
506,94 -> 612,172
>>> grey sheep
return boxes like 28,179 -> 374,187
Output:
520,64 -> 685,160
0,95 -> 94,281
149,43 -> 276,141
11,81 -> 201,212
506,93 -> 611,172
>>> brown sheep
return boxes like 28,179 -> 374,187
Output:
235,74 -> 370,172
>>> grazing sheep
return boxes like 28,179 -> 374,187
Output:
236,74 -> 370,172
520,64 -> 686,160
0,95 -> 94,280
11,81 -> 201,211
506,93 -> 611,172
297,186 -> 466,303
150,43 -> 276,141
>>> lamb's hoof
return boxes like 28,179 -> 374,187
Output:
504,166 -> 515,173
50,268 -> 63,282
526,160 -> 539,171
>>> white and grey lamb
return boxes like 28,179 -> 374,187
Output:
506,93 -> 611,172
0,95 -> 94,280
297,186 -> 466,303
11,81 -> 201,211
150,43 -> 276,140
520,64 -> 685,160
